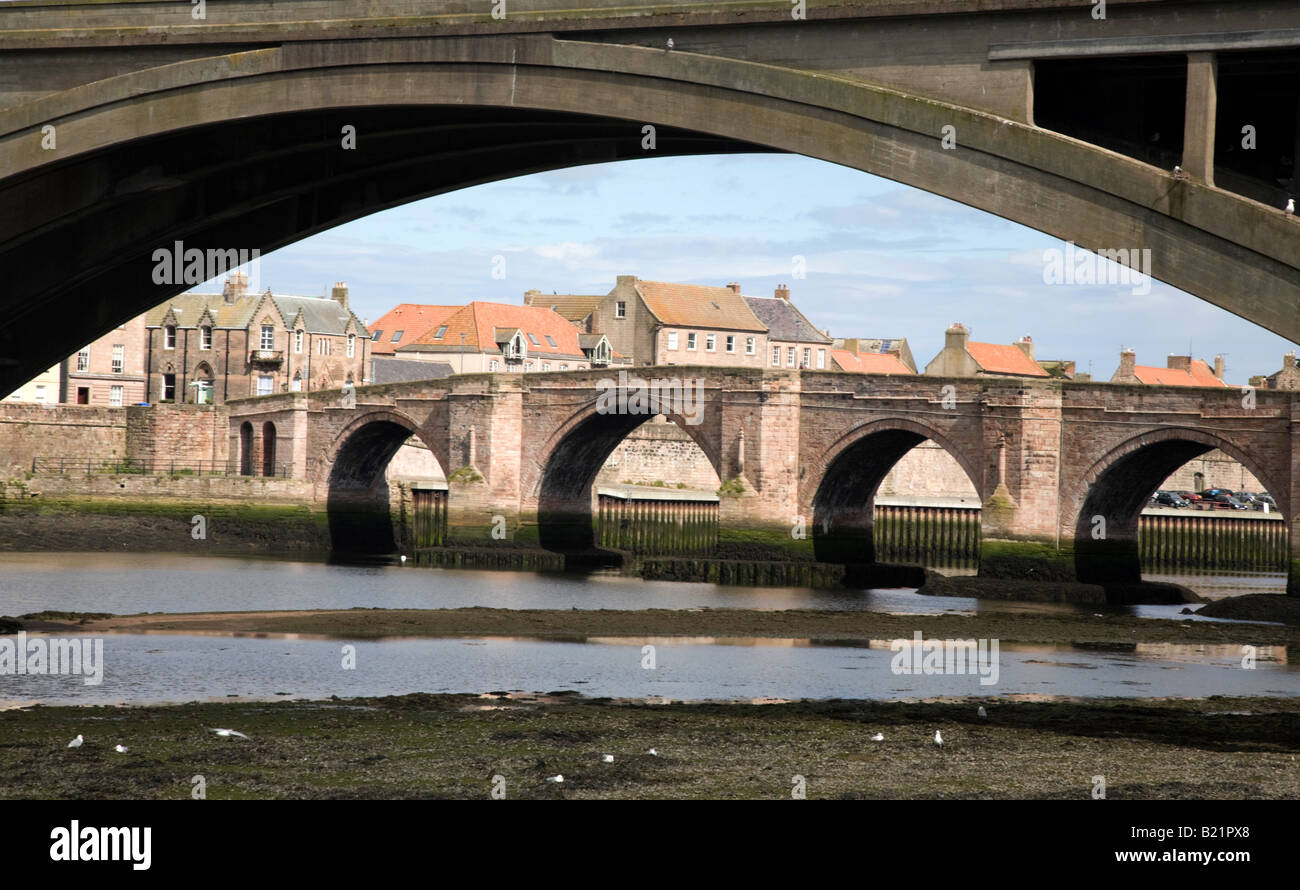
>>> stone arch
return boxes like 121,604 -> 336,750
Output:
193,361 -> 215,404
4,38 -> 1299,393
261,421 -> 277,477
1067,427 -> 1289,584
806,417 -> 984,565
530,396 -> 722,553
238,421 -> 254,476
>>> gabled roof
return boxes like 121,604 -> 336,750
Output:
744,296 -> 830,343
831,349 -> 914,375
966,342 -> 1049,377
1132,360 -> 1226,387
634,281 -> 766,332
401,302 -> 587,357
524,292 -> 603,324
269,295 -> 366,337
146,291 -> 367,336
368,304 -> 462,356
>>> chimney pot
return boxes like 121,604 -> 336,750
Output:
726,282 -> 741,294
774,284 -> 790,300
331,282 -> 349,310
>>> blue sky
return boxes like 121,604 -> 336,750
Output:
237,153 -> 1296,383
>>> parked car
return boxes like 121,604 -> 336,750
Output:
1198,488 -> 1234,499
1202,492 -> 1247,510
1176,491 -> 1203,503
1226,496 -> 1253,510
1151,491 -> 1189,508
1257,493 -> 1277,508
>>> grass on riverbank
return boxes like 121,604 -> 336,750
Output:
1,695 -> 1296,800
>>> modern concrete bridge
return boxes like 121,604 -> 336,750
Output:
224,367 -> 1300,592
3,0 -> 1300,393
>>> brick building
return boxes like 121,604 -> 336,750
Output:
1252,351 -> 1300,390
145,274 -> 369,403
396,302 -> 614,373
832,336 -> 917,373
62,314 -> 148,406
923,323 -> 1050,378
745,285 -> 833,370
1109,349 -> 1227,386
831,343 -> 915,375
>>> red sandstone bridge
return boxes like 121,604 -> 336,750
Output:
224,367 -> 1300,592
3,0 -> 1300,393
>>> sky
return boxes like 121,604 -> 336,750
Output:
226,153 -> 1297,384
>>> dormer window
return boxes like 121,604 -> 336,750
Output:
164,325 -> 176,350
200,326 -> 212,350
260,325 -> 274,350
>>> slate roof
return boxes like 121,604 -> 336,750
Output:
371,358 -> 456,385
744,296 -> 830,343
146,291 -> 367,336
634,281 -> 767,332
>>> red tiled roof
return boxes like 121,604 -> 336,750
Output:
404,302 -> 587,357
831,349 -> 914,375
1132,360 -> 1226,387
635,281 -> 767,332
368,304 -> 461,355
966,342 -> 1049,377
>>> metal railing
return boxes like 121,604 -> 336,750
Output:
32,457 -> 295,478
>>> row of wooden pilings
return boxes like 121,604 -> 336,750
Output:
597,493 -> 719,555
1139,512 -> 1288,572
872,504 -> 981,568
410,488 -> 449,547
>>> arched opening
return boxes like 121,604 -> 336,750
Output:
537,409 -> 720,555
326,418 -> 445,556
192,362 -> 214,405
1073,433 -> 1287,586
811,427 -> 981,569
238,422 -> 254,476
261,422 -> 277,477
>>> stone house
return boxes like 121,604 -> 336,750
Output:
1252,351 -> 1300,390
366,303 -> 462,379
396,302 -> 614,373
923,323 -> 1050,378
1109,349 -> 1227,386
745,285 -> 833,370
62,314 -> 149,406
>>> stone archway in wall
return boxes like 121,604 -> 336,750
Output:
1067,427 -> 1289,585
807,418 -> 985,566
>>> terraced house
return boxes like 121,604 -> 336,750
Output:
145,272 -> 369,403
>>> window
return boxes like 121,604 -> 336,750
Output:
560,363 -> 568,370
34,384 -> 46,403
489,360 -> 499,371
76,350 -> 89,372
772,345 -> 780,366
667,332 -> 678,350
817,348 -> 826,370
164,326 -> 176,350
706,334 -> 716,352
803,348 -> 811,368
295,330 -> 303,354
257,375 -> 273,396
291,373 -> 302,392
260,325 -> 274,350
687,332 -> 697,350
787,347 -> 796,367
434,325 -> 447,340
109,385 -> 123,407
615,301 -> 626,318
542,362 -> 551,371
746,337 -> 756,355
200,326 -> 212,350
317,339 -> 331,356
527,333 -> 540,346
195,380 -> 213,405
111,344 -> 124,373
347,334 -> 356,357
725,335 -> 735,353
544,335 -> 557,347
525,361 -> 534,371
391,330 -> 403,342
162,373 -> 176,401
371,330 -> 383,341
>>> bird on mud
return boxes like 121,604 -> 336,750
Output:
870,733 -> 884,742
67,735 -> 83,748
933,730 -> 944,751
977,706 -> 987,718
647,748 -> 658,756
1287,198 -> 1296,215
546,774 -> 564,783
601,754 -> 614,763
114,745 -> 129,754
212,728 -> 251,740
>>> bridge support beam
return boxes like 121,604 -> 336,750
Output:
1183,52 -> 1218,185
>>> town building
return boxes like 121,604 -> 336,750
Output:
1251,351 -> 1300,390
61,314 -> 149,406
144,273 -> 369,403
831,343 -> 915,375
3,363 -> 60,404
522,291 -> 604,331
832,337 -> 917,373
923,323 -> 1050,378
1109,350 -> 1227,386
396,302 -> 614,373
366,303 -> 461,379
745,285 -> 833,370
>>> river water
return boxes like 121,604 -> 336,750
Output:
0,552 -> 1292,705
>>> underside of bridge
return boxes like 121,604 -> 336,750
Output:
326,417 -> 421,554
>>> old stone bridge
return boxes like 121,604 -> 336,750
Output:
3,0 -> 1300,393
225,367 -> 1300,591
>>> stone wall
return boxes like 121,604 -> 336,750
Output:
1160,449 -> 1266,493
127,404 -> 229,467
877,440 -> 980,501
7,472 -> 316,502
0,404 -> 127,477
594,417 -> 721,490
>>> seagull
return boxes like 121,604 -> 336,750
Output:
114,744 -> 129,754
977,706 -> 987,718
67,735 -> 83,748
666,38 -> 674,51
1172,165 -> 1183,178
647,748 -> 658,756
933,730 -> 944,750
601,754 -> 614,763
870,733 -> 884,742
1286,198 -> 1295,215
546,774 -> 564,783
400,555 -> 407,563
212,728 -> 250,740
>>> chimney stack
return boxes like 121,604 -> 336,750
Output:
222,270 -> 248,304
1213,355 -> 1224,379
726,282 -> 741,294
1014,334 -> 1034,361
1287,350 -> 1297,368
842,338 -> 860,355
524,289 -> 541,305
331,281 -> 349,310
1119,348 -> 1136,379
774,284 -> 790,300
1167,354 -> 1191,372
945,322 -> 970,354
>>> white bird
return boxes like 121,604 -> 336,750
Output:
114,744 -> 129,754
400,555 -> 407,563
212,728 -> 250,740
546,774 -> 564,783
1173,165 -> 1183,177
647,748 -> 658,756
870,733 -> 884,742
601,754 -> 614,763
977,706 -> 987,718
934,730 -> 944,750
1286,198 -> 1295,214
666,38 -> 674,50
67,735 -> 83,748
